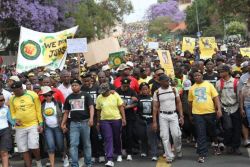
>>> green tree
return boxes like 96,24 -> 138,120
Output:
226,21 -> 247,36
148,16 -> 172,37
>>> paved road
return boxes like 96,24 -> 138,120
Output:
9,145 -> 250,167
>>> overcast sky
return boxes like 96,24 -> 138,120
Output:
124,0 -> 157,23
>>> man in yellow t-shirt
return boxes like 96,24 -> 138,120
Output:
9,81 -> 43,167
188,69 -> 222,163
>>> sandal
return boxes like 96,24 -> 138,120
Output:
197,156 -> 205,163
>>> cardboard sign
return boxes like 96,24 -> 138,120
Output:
84,37 -> 120,66
67,38 -> 87,53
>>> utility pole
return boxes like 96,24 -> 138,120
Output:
195,0 -> 200,34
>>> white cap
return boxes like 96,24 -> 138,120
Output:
102,65 -> 110,71
9,76 -> 20,82
126,61 -> 134,67
40,86 -> 53,95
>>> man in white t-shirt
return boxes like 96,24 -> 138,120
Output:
57,71 -> 72,99
152,75 -> 184,163
0,82 -> 11,106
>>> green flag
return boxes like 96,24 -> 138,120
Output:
109,51 -> 125,67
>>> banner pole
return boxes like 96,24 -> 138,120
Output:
78,53 -> 81,79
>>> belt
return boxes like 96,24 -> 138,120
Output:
141,115 -> 153,119
160,111 -> 175,115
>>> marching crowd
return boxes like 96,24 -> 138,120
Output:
0,45 -> 250,167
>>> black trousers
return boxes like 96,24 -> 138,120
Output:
222,110 -> 242,149
122,120 -> 135,154
90,125 -> 105,158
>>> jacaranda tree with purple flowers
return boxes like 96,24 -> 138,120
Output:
146,0 -> 186,23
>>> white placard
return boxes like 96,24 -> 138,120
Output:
148,42 -> 159,49
67,38 -> 87,53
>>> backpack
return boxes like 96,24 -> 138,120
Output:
219,78 -> 238,94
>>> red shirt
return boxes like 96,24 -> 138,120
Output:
114,76 -> 139,93
39,87 -> 65,104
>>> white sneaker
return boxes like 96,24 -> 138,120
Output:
140,153 -> 147,157
78,157 -> 84,167
176,151 -> 183,158
151,156 -> 158,161
117,155 -> 122,162
91,157 -> 96,163
63,155 -> 70,167
126,155 -> 132,161
36,160 -> 43,167
105,161 -> 114,167
99,156 -> 106,163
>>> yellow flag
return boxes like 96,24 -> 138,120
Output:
199,37 -> 218,59
240,47 -> 250,57
157,50 -> 175,78
182,37 -> 196,53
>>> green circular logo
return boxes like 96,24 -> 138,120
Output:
20,40 -> 41,60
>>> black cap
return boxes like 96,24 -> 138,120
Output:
121,78 -> 131,84
219,65 -> 231,72
11,81 -> 23,89
159,74 -> 170,81
80,72 -> 91,78
70,79 -> 82,85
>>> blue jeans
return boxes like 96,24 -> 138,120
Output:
70,120 -> 92,167
245,104 -> 250,127
44,126 -> 64,154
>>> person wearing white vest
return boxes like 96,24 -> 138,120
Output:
0,93 -> 15,167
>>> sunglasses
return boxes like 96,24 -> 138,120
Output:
0,99 -> 5,102
43,94 -> 52,97
157,73 -> 164,76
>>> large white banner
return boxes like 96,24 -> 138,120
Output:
17,26 -> 78,73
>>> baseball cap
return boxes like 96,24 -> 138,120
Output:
70,79 -> 82,85
159,74 -> 170,81
9,76 -> 20,82
11,81 -> 22,89
40,86 -> 54,95
102,65 -> 111,71
121,78 -> 131,84
99,83 -> 110,94
117,64 -> 130,71
126,61 -> 134,67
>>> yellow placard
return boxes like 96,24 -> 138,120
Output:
182,37 -> 196,53
240,47 -> 250,57
157,50 -> 175,78
199,37 -> 218,59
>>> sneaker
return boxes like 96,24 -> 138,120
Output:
117,155 -> 122,162
213,147 -> 221,156
36,160 -> 43,167
78,157 -> 84,167
91,157 -> 96,163
194,143 -> 198,148
233,148 -> 242,155
162,153 -> 166,158
151,156 -> 158,161
197,156 -> 205,163
105,161 -> 114,167
219,143 -> 225,151
45,162 -> 51,167
226,147 -> 233,154
99,156 -> 106,163
211,142 -> 218,147
176,151 -> 183,158
166,157 -> 173,163
126,155 -> 132,161
140,153 -> 147,157
244,140 -> 250,147
63,155 -> 70,167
